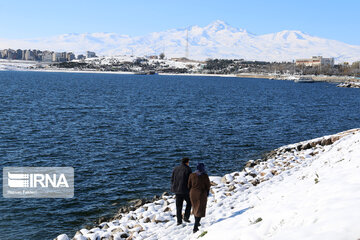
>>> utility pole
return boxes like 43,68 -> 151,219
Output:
185,28 -> 189,59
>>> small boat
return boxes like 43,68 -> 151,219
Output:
294,77 -> 314,83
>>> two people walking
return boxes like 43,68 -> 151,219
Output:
171,157 -> 210,233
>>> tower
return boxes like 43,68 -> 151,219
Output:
185,28 -> 189,59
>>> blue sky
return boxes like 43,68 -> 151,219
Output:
1,0 -> 359,45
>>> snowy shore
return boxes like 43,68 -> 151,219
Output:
1,59 -> 358,82
55,129 -> 360,240
337,81 -> 360,88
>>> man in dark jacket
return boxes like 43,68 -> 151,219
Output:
171,157 -> 192,225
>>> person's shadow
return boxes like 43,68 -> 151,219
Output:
215,207 -> 251,223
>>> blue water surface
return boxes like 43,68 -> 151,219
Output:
0,71 -> 359,239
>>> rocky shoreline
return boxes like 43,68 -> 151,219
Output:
55,128 -> 360,240
337,81 -> 360,88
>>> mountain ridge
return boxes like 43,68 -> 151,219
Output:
1,20 -> 359,63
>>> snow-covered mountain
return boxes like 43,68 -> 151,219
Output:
1,20 -> 360,63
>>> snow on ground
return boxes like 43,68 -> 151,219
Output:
81,55 -> 204,71
0,56 -> 204,74
56,128 -> 360,240
0,59 -> 38,71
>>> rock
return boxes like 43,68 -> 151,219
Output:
210,181 -> 218,186
296,144 -> 302,151
250,179 -> 260,186
120,233 -> 129,238
112,213 -> 123,220
72,235 -> 87,240
309,151 -> 319,156
233,172 -> 240,177
155,219 -> 169,224
161,192 -> 170,198
331,136 -> 340,143
310,141 -> 318,148
260,172 -> 266,177
320,138 -> 332,146
111,227 -> 124,234
163,207 -> 171,212
228,185 -> 236,191
220,176 -> 227,184
79,229 -> 89,235
102,224 -> 110,230
225,192 -> 232,196
117,206 -> 130,214
284,147 -> 292,152
89,227 -> 101,233
97,216 -> 110,225
262,150 -> 278,161
271,170 -> 278,175
126,233 -> 134,240
144,217 -> 151,223
302,142 -> 312,150
131,224 -> 144,232
152,195 -> 160,201
248,172 -> 257,178
100,233 -> 111,240
54,234 -> 69,240
130,199 -> 146,208
244,160 -> 256,168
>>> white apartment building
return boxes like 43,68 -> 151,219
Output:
296,56 -> 334,67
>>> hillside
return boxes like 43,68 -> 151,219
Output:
2,20 -> 360,63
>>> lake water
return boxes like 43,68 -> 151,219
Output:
0,71 -> 359,239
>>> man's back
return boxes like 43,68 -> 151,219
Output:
171,163 -> 192,194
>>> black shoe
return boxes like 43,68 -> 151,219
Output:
193,227 -> 199,233
183,218 -> 190,223
177,222 -> 182,226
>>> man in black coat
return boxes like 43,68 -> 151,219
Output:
171,157 -> 192,225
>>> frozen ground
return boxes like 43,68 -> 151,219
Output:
0,59 -> 39,71
55,129 -> 360,240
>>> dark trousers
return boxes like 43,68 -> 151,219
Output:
175,194 -> 191,223
194,216 -> 201,229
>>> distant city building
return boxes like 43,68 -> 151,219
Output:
77,54 -> 86,60
22,50 -> 26,60
66,52 -> 75,61
296,56 -> 334,67
34,50 -> 42,61
86,51 -> 96,58
52,52 -> 62,62
16,49 -> 23,60
7,49 -> 16,59
1,49 -> 8,59
0,48 -> 82,62
24,50 -> 35,61
59,52 -> 67,62
42,51 -> 53,62
148,55 -> 158,59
